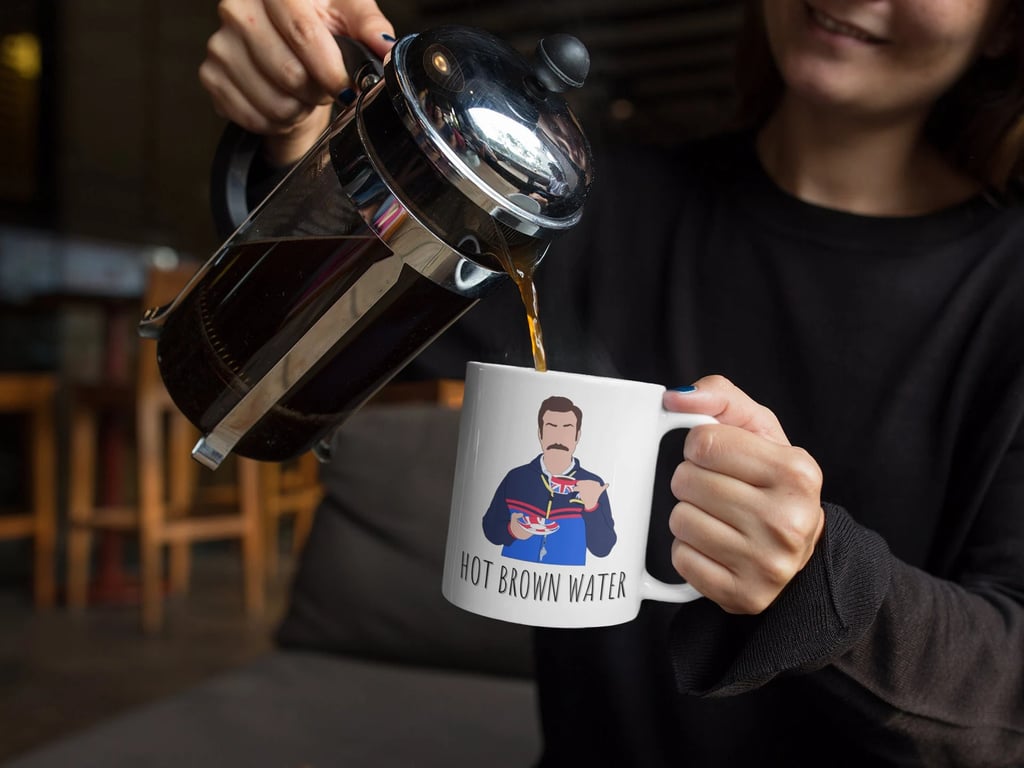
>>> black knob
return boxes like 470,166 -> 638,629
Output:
533,34 -> 590,93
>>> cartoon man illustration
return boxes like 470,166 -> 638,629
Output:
482,396 -> 615,565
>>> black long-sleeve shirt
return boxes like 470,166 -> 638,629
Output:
414,133 -> 1024,765
240,127 -> 1024,764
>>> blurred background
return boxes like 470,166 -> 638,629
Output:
0,0 -> 742,761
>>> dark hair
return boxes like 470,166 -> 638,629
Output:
538,396 -> 582,437
733,0 -> 1024,194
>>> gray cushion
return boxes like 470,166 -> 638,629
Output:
4,650 -> 540,768
275,404 -> 535,679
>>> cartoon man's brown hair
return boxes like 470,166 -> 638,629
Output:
538,396 -> 583,437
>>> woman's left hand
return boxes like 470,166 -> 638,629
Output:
665,375 -> 825,614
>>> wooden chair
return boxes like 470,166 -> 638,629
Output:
0,372 -> 58,608
253,378 -> 464,581
195,451 -> 324,584
66,262 -> 265,633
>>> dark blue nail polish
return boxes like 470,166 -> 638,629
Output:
382,33 -> 396,42
670,385 -> 697,393
338,87 -> 356,106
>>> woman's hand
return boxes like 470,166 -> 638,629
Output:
199,0 -> 395,166
665,375 -> 825,615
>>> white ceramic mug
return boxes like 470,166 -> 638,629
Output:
442,362 -> 716,628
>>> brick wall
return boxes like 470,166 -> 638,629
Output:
56,1 -> 223,257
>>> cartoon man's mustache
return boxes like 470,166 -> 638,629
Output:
545,443 -> 570,451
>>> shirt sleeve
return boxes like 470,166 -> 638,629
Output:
583,481 -> 617,558
667,499 -> 1024,764
482,473 -> 515,546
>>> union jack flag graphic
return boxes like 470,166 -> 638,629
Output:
550,475 -> 577,494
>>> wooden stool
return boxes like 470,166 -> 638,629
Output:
260,454 -> 323,582
194,454 -> 323,584
65,263 -> 265,633
0,373 -> 58,608
252,379 -> 465,580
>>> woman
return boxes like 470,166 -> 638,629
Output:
199,1 -> 1024,763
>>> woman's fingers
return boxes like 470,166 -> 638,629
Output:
664,374 -> 789,445
681,421 -> 822,494
263,0 -> 348,95
201,0 -> 400,142
324,0 -> 396,58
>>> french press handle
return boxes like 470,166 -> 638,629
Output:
209,37 -> 385,237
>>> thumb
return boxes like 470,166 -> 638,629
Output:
663,375 -> 789,445
325,0 -> 396,59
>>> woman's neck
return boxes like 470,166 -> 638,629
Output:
756,95 -> 980,216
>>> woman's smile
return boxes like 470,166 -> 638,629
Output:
804,2 -> 888,45
764,0 -> 1008,119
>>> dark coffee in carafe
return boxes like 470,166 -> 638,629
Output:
156,235 -> 475,461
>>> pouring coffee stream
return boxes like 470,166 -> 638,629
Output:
141,26 -> 591,468
484,214 -> 549,373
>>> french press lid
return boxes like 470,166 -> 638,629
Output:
384,26 -> 594,238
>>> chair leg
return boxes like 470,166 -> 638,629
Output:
264,512 -> 280,584
138,401 -> 165,633
292,500 -> 315,559
260,463 -> 280,583
66,526 -> 92,611
167,413 -> 195,596
289,454 -> 318,560
31,397 -> 57,609
237,459 -> 266,617
67,406 -> 97,611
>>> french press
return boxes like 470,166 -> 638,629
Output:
138,25 -> 593,469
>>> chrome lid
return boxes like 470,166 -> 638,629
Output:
387,26 -> 593,233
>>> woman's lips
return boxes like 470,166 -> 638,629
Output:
806,3 -> 886,44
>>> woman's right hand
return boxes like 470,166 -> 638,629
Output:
199,0 -> 395,166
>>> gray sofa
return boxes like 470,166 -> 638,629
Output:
7,404 -> 541,768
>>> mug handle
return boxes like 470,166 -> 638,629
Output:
209,36 -> 386,237
638,410 -> 718,605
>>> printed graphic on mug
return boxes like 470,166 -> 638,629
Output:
482,395 -> 616,566
443,363 -> 709,629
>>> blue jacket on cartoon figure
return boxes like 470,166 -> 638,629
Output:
482,455 -> 616,565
